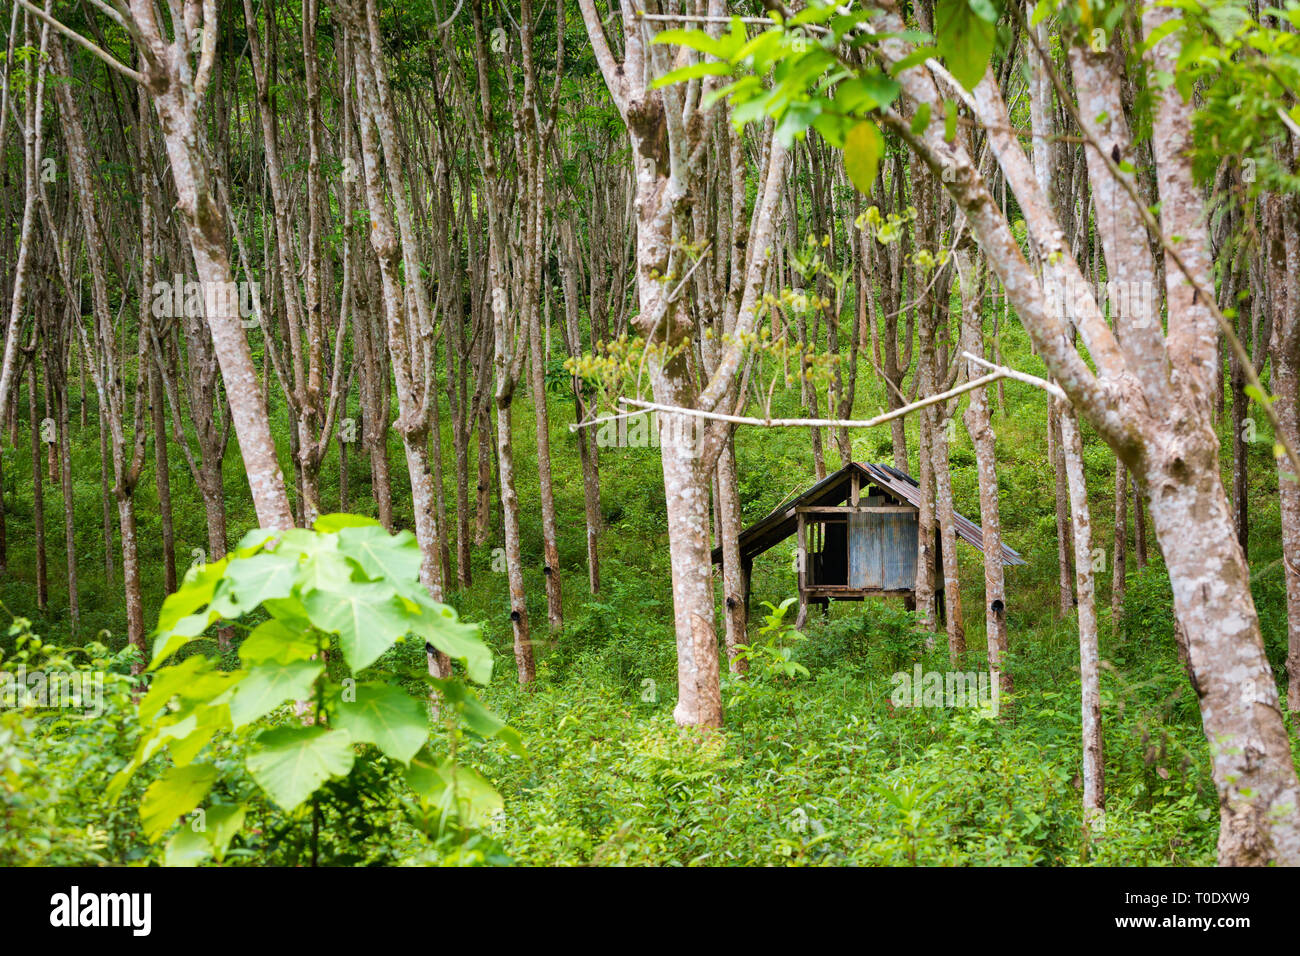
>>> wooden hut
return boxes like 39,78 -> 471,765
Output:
711,462 -> 1025,625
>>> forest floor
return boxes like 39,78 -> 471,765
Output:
1,318 -> 1293,865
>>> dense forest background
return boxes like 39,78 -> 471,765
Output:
0,0 -> 1298,867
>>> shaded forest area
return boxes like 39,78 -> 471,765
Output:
0,0 -> 1298,868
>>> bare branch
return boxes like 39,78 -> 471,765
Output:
16,0 -> 144,84
587,370 -> 1009,432
961,351 -> 1066,401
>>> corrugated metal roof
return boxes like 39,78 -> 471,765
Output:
857,463 -> 1026,566
711,462 -> 1026,567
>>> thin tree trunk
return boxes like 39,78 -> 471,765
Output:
1050,400 -> 1074,615
1112,462 -> 1127,634
1061,407 -> 1106,837
29,357 -> 47,613
529,284 -> 563,629
151,360 -> 177,593
958,249 -> 1009,693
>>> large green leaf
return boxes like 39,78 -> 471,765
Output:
935,0 -> 997,91
294,549 -> 360,596
301,579 -> 410,672
650,60 -> 732,90
139,654 -> 210,723
141,763 -> 218,841
335,683 -> 429,765
210,552 -> 298,619
237,618 -> 318,665
234,527 -> 277,553
337,525 -> 423,588
271,527 -> 339,561
835,73 -> 901,114
229,659 -> 324,728
246,727 -> 356,811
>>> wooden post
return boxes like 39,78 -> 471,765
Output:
796,511 -> 808,628
934,527 -> 945,621
741,556 -> 752,620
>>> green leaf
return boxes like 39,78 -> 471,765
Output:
294,549 -> 361,596
406,749 -> 503,825
237,618 -> 318,666
210,551 -> 298,619
301,579 -> 409,672
811,110 -> 854,148
650,60 -> 732,89
944,98 -> 958,142
156,557 -> 228,633
246,727 -> 356,812
889,45 -> 939,77
335,683 -> 429,765
429,679 -> 526,757
164,827 -> 214,867
271,527 -> 339,561
650,28 -> 726,60
911,101 -> 932,135
313,513 -> 380,533
234,527 -> 277,553
139,654 -> 210,723
835,73 -> 901,115
141,763 -> 218,842
935,0 -> 996,91
1244,384 -> 1276,405
408,598 -> 492,684
776,100 -> 822,146
336,526 -> 423,588
148,610 -> 219,669
844,120 -> 884,194
165,703 -> 232,766
229,658 -> 324,729
202,805 -> 246,862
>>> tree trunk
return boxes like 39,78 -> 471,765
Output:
717,435 -> 747,673
150,361 -> 177,593
528,286 -> 563,629
1061,407 -> 1106,836
29,358 -> 48,613
1112,462 -> 1127,634
958,249 -> 1009,693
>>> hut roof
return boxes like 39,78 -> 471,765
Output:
710,462 -> 1026,566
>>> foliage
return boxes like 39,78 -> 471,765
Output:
103,515 -> 519,865
652,1 -> 1004,192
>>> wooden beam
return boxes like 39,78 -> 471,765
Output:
796,505 -> 915,515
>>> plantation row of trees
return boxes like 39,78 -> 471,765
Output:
0,0 -> 1298,865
